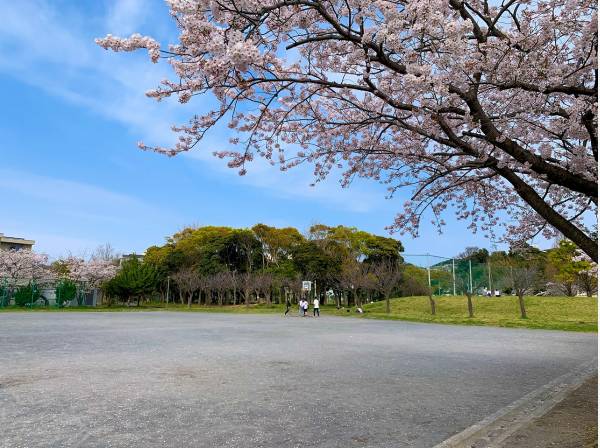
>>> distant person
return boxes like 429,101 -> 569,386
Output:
303,299 -> 309,316
494,290 -> 501,297
299,299 -> 304,317
313,297 -> 320,317
285,297 -> 291,316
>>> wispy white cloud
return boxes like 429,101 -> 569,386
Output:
0,168 -> 161,219
0,168 -> 177,257
207,157 -> 386,213
0,1 -> 183,144
105,0 -> 148,35
184,128 -> 389,213
0,0 -> 390,217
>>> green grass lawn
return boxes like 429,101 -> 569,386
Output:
1,296 -> 596,332
356,295 -> 598,332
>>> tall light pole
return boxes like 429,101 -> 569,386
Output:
487,258 -> 492,293
166,275 -> 170,306
452,258 -> 456,296
426,253 -> 432,291
469,260 -> 473,294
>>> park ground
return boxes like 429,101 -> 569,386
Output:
499,375 -> 597,448
0,312 -> 597,448
2,295 -> 597,332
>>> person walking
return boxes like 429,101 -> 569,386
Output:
285,296 -> 291,316
298,298 -> 304,317
302,298 -> 309,316
313,296 -> 320,317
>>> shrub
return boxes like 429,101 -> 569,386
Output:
14,283 -> 41,307
55,280 -> 77,307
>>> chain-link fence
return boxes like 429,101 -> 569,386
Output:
0,277 -> 101,308
402,254 -> 513,296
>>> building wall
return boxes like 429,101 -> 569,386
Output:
0,233 -> 35,251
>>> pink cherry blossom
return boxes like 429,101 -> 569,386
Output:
62,257 -> 118,288
96,0 -> 598,261
0,250 -> 50,283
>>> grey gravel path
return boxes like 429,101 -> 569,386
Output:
0,312 -> 596,448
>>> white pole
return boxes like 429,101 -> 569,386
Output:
487,258 -> 492,293
427,253 -> 432,290
166,276 -> 170,305
469,260 -> 473,294
452,259 -> 456,296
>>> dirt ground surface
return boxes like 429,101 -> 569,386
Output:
1,313 -> 597,447
500,376 -> 598,448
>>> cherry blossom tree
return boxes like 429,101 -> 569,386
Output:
574,252 -> 597,297
370,260 -> 402,313
62,257 -> 118,288
172,267 -> 202,307
510,265 -> 541,319
0,250 -> 50,284
97,0 -> 598,260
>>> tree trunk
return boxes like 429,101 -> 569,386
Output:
385,295 -> 390,314
428,294 -> 436,315
466,293 -> 474,318
187,292 -> 193,308
518,294 -> 527,319
497,167 -> 598,262
566,283 -> 575,297
245,288 -> 250,307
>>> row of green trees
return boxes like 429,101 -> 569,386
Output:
99,224 -> 596,322
101,224 -> 404,306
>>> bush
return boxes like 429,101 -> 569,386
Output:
55,280 -> 77,307
14,283 -> 41,307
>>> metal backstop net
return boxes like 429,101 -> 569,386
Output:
402,254 -> 512,296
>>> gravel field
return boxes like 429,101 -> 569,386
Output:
0,312 -> 596,448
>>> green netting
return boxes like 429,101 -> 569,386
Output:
402,254 -> 514,296
0,278 -> 95,307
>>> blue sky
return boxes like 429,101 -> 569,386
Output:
0,0 -> 536,260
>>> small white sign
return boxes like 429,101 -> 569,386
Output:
302,281 -> 312,291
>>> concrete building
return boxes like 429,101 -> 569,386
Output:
0,233 -> 35,251
119,253 -> 145,266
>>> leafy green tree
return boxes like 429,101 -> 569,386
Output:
252,224 -> 304,269
458,247 -> 489,264
547,240 -> 590,296
14,283 -> 41,307
55,280 -> 77,307
399,265 -> 429,296
104,258 -> 158,305
307,224 -> 403,263
292,240 -> 341,296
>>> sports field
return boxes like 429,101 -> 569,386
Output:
4,295 -> 594,332
0,312 -> 596,447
